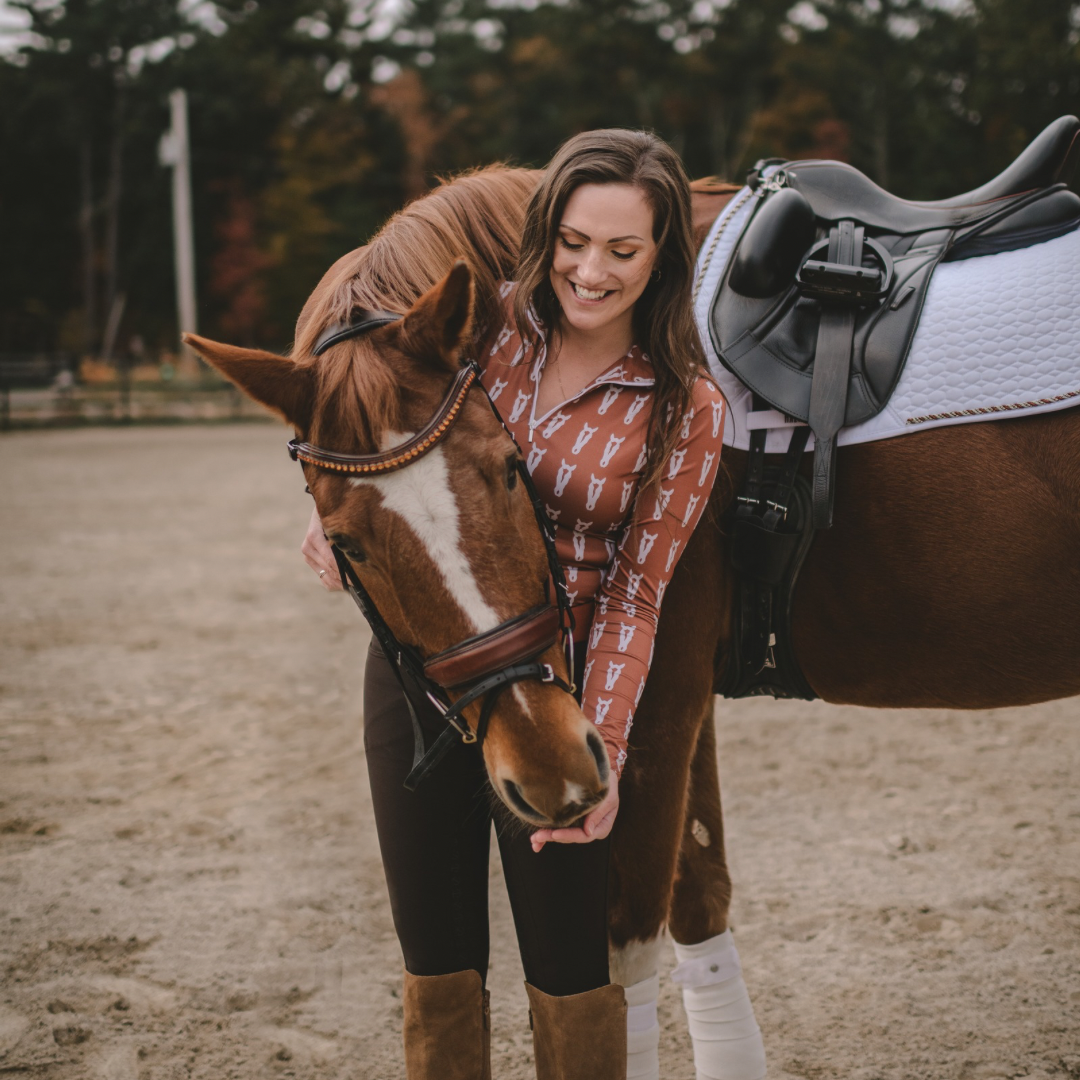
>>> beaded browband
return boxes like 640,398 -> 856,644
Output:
288,362 -> 478,475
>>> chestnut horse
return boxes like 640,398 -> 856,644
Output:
185,165 -> 1080,1072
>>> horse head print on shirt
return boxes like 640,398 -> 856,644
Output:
601,434 -> 626,468
554,459 -> 577,497
586,474 -> 606,511
572,423 -> 599,455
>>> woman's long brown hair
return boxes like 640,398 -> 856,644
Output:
512,129 -> 709,494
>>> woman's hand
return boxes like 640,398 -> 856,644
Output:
301,505 -> 343,591
530,771 -> 619,853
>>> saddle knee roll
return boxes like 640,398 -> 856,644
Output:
672,931 -> 766,1080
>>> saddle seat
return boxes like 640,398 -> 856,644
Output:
779,114 -> 1080,234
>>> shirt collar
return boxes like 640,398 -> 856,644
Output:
526,316 -> 656,391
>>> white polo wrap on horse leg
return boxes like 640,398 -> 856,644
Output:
624,973 -> 660,1080
672,930 -> 766,1080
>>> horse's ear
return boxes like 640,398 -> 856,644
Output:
182,334 -> 314,430
397,260 -> 475,371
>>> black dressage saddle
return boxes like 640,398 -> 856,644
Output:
710,114 -> 1080,530
712,116 -> 1080,700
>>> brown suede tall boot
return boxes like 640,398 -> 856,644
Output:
525,982 -> 627,1080
402,969 -> 491,1080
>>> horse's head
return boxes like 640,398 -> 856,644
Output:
185,262 -> 608,828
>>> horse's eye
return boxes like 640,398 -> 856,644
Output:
330,535 -> 366,564
506,454 -> 519,491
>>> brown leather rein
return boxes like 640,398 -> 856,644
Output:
289,312 -> 576,789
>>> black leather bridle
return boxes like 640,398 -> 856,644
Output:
290,310 -> 577,789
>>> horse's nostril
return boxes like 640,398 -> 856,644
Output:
503,779 -> 541,821
586,730 -> 609,782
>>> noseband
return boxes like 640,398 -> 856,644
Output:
290,310 -> 577,789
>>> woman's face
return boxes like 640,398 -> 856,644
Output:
549,182 -> 658,340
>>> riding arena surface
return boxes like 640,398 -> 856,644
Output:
2,424 -> 1078,1080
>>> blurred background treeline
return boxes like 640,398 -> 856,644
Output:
2,0 -> 1079,361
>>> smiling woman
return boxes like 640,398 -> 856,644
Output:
295,131 -> 748,1080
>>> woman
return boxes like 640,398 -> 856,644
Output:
302,129 -> 725,1080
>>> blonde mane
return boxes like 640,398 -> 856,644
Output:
292,165 -> 540,449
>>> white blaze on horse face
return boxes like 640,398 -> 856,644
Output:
680,407 -> 696,440
617,622 -> 636,653
620,479 -> 636,513
682,493 -> 701,528
544,503 -> 561,522
698,451 -> 717,487
656,579 -> 667,606
349,440 -> 499,635
509,390 -> 530,424
597,385 -> 623,415
634,444 -> 649,473
526,444 -> 548,475
554,459 -> 576,497
586,474 -> 606,511
594,697 -> 612,726
590,620 -> 607,650
572,422 -> 599,455
488,376 -> 509,401
351,436 -> 534,718
626,571 -> 643,600
600,434 -> 626,468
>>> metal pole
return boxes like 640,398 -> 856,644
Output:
160,89 -> 198,357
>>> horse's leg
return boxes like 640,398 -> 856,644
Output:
607,510 -> 732,1079
669,711 -> 731,941
608,699 -> 698,1080
667,713 -> 766,1080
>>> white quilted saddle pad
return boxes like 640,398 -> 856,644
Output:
694,185 -> 1080,453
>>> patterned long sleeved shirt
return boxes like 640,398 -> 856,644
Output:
478,287 -> 726,775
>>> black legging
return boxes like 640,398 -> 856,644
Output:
363,640 -> 610,997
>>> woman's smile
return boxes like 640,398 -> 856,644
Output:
569,282 -> 613,302
549,182 -> 657,340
